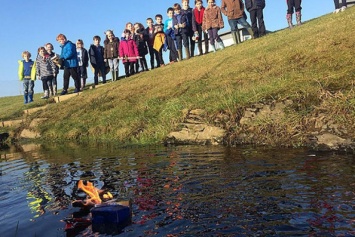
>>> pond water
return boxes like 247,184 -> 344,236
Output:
0,143 -> 354,237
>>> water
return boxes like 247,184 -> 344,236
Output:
0,143 -> 354,237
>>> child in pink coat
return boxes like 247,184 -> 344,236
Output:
119,29 -> 139,77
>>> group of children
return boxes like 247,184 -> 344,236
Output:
19,0 -> 325,104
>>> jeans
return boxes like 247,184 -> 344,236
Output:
23,79 -> 34,96
228,17 -> 251,32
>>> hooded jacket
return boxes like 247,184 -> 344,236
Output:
60,40 -> 78,68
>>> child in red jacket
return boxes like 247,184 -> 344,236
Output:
119,29 -> 139,77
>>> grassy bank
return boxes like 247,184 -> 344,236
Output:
2,8 -> 355,146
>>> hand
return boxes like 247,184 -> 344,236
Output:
104,59 -> 107,62
174,25 -> 179,29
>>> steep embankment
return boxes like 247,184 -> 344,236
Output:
6,8 -> 355,150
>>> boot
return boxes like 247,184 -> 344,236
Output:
184,47 -> 190,60
296,12 -> 302,26
53,85 -> 57,96
247,28 -> 254,39
41,90 -> 49,99
287,14 -> 293,29
28,94 -> 33,103
232,31 -> 238,45
115,71 -> 119,80
198,43 -> 203,56
24,94 -> 28,104
205,42 -> 209,54
111,71 -> 116,82
217,41 -> 225,50
177,49 -> 182,61
210,44 -> 216,53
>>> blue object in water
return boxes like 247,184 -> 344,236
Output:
91,203 -> 131,234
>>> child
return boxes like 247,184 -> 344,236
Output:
333,0 -> 347,13
76,39 -> 89,90
202,0 -> 224,52
18,51 -> 36,104
89,35 -> 106,85
133,23 -> 149,71
221,0 -> 254,43
45,43 -> 59,95
36,47 -> 56,99
119,29 -> 139,77
181,0 -> 196,57
153,14 -> 166,67
104,30 -> 120,81
173,3 -> 189,60
193,0 -> 209,55
56,34 -> 81,95
164,7 -> 179,63
245,0 -> 266,38
286,0 -> 302,29
145,18 -> 158,69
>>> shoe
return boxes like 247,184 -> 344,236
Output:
60,90 -> 67,95
333,8 -> 340,14
341,6 -> 346,12
41,96 -> 49,99
74,88 -> 80,93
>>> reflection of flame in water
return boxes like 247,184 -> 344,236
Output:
78,180 -> 102,205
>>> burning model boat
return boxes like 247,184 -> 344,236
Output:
65,180 -> 131,235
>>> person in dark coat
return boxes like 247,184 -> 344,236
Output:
245,0 -> 266,38
89,35 -> 106,85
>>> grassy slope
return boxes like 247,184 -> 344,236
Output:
2,9 -> 355,146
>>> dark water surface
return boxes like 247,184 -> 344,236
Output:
0,143 -> 354,237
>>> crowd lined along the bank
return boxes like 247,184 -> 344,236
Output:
18,0 -> 348,104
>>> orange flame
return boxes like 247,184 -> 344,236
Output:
77,180 -> 102,205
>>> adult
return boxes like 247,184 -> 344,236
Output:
286,0 -> 302,29
56,34 -> 80,95
220,0 -> 254,45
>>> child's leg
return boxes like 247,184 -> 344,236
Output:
294,0 -> 302,13
129,62 -> 135,75
257,8 -> 266,37
94,66 -> 99,85
23,80 -> 29,103
124,62 -> 129,77
28,80 -> 35,102
182,33 -> 190,59
153,49 -> 160,67
99,64 -> 106,83
148,45 -> 155,69
47,76 -> 53,96
158,48 -> 164,65
249,9 -> 258,38
70,67 -> 81,91
63,67 -> 71,91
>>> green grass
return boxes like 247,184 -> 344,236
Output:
1,8 -> 355,146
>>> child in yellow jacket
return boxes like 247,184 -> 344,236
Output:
18,51 -> 36,104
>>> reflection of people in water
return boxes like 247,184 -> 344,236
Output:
25,162 -> 52,218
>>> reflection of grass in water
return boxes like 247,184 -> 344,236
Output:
1,8 -> 355,146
